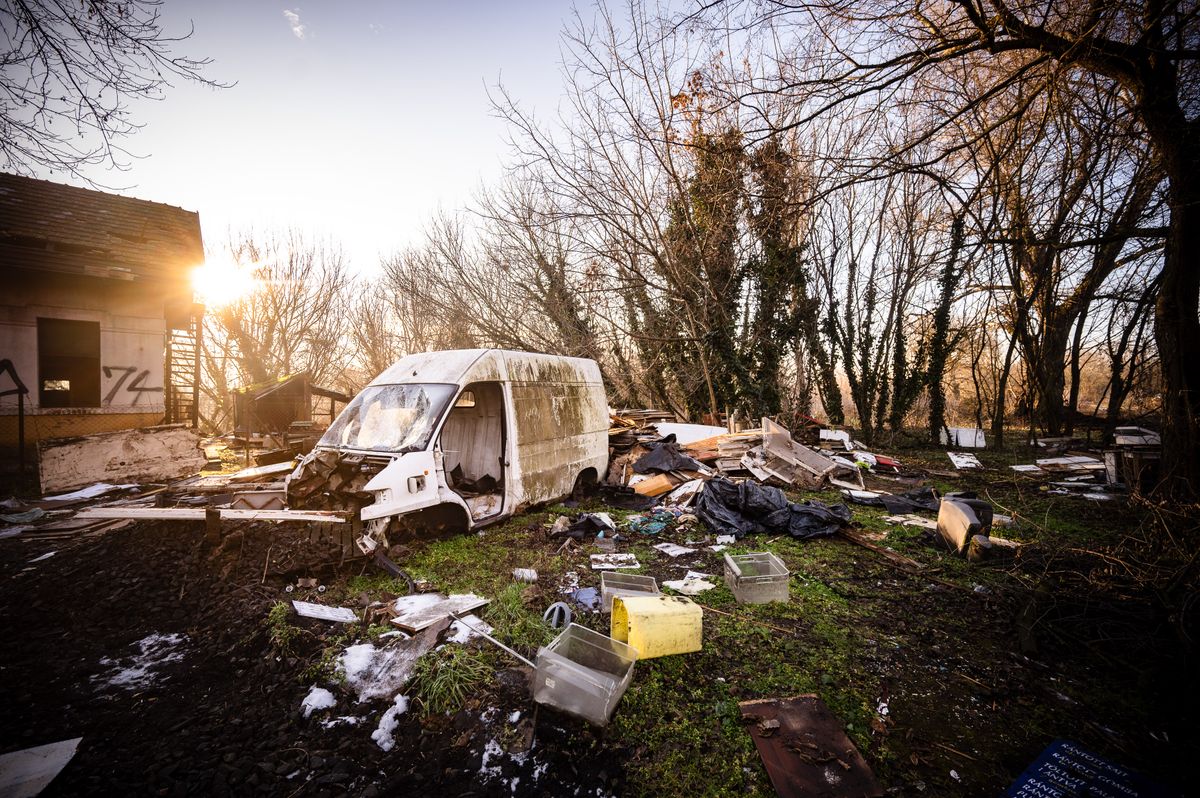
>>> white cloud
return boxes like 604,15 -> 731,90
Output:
368,22 -> 383,35
282,8 -> 306,40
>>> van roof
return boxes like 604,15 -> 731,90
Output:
368,349 -> 602,386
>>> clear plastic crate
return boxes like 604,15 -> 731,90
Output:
600,571 -> 660,614
533,623 -> 638,726
723,552 -> 789,604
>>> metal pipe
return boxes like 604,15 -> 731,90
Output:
448,612 -> 536,669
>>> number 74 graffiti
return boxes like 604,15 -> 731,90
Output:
103,366 -> 163,405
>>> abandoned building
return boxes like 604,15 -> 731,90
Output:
0,173 -> 204,466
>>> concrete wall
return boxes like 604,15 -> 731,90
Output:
0,271 -> 168,445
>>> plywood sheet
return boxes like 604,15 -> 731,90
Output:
390,593 -> 490,632
740,695 -> 882,798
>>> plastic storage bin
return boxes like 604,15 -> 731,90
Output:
611,595 -> 702,659
600,571 -> 660,614
533,623 -> 637,726
723,552 -> 789,604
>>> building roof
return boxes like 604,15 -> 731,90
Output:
0,172 -> 203,283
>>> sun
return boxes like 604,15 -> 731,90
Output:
191,260 -> 258,308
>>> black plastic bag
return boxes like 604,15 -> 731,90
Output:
632,438 -> 705,474
695,477 -> 850,540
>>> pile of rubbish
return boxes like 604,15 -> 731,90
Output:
606,415 -> 886,499
1003,425 -> 1162,500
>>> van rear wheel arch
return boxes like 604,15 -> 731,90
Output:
572,468 -> 599,500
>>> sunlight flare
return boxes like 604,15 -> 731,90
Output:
190,260 -> 258,308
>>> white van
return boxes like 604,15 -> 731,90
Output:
287,349 -> 609,544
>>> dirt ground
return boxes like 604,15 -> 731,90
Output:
0,451 -> 1196,796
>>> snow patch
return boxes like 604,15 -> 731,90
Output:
479,737 -> 530,791
300,686 -> 336,718
371,695 -> 409,751
337,643 -> 419,702
320,715 -> 363,729
446,614 -> 493,644
94,633 -> 187,690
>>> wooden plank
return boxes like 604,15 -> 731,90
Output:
390,593 -> 489,632
37,425 -> 207,494
228,461 -> 296,483
632,473 -> 678,496
74,507 -> 349,523
837,529 -> 923,570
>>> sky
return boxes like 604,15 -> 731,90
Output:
32,0 -> 578,273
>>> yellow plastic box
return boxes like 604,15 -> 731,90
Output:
611,595 -> 702,659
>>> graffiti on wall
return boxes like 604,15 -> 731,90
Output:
102,365 -> 163,406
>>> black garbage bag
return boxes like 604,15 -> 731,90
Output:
632,437 -> 705,474
695,477 -> 851,540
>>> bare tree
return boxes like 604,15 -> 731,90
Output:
200,231 -> 353,429
701,0 -> 1198,489
0,0 -> 228,177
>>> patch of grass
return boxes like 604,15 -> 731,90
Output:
483,583 -> 555,653
299,628 -> 353,685
345,572 -> 412,597
610,656 -> 767,797
265,601 -> 299,654
408,646 -> 494,716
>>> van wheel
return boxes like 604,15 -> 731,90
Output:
572,468 -> 598,500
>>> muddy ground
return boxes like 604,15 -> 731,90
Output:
0,449 -> 1196,796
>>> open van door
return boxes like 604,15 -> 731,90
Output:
438,381 -> 507,523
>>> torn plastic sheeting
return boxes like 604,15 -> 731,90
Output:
662,571 -> 717,595
631,439 -> 705,474
627,509 -> 675,535
0,508 -> 45,524
557,513 -> 616,540
42,482 -> 138,502
694,477 -> 850,540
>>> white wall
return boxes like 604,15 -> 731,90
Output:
0,273 -> 166,415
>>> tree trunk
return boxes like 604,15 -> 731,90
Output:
927,217 -> 964,444
1065,306 -> 1089,435
1030,319 -> 1072,436
1154,163 -> 1200,495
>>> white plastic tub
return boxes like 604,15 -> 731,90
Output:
533,623 -> 637,725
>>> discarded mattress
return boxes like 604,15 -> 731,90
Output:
694,477 -> 850,540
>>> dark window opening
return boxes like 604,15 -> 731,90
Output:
38,318 -> 101,408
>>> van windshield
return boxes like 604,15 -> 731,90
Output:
318,383 -> 456,453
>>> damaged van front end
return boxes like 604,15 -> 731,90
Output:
287,348 -> 609,567
286,382 -> 469,551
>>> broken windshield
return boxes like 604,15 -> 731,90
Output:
318,383 -> 456,453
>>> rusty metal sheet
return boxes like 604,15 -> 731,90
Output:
740,695 -> 883,798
